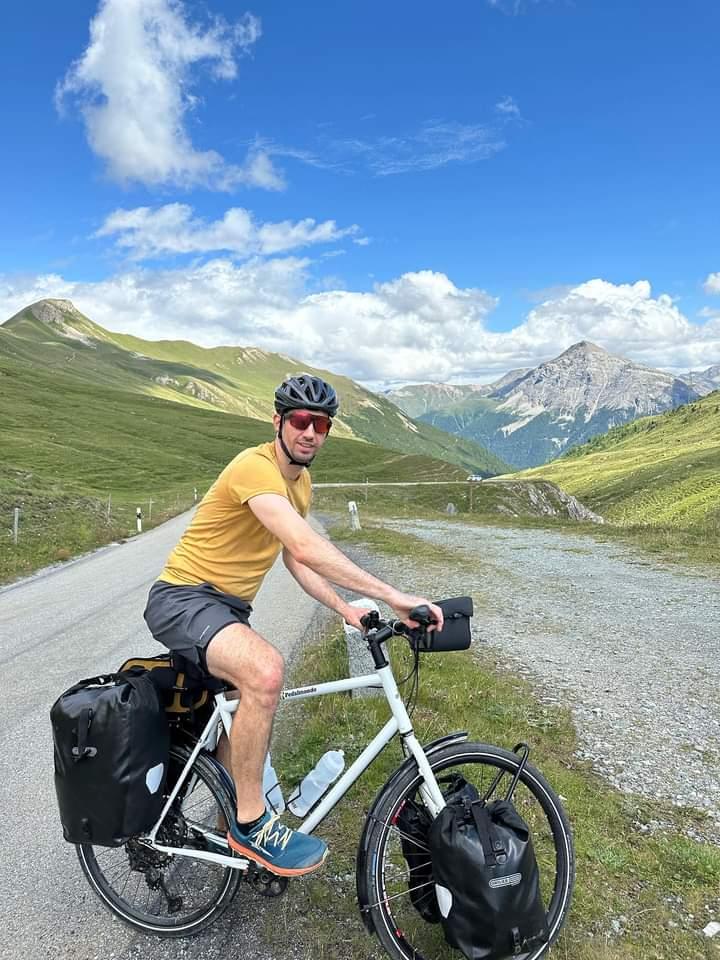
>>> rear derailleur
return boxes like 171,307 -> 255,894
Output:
125,815 -> 188,915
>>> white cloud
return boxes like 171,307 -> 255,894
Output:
325,120 -> 506,176
2,270 -> 719,384
495,95 -> 521,117
487,0 -> 553,14
510,279 -> 716,371
95,204 -> 362,259
55,0 -> 281,191
703,272 -> 720,295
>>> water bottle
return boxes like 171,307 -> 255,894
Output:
287,750 -> 345,817
262,753 -> 285,814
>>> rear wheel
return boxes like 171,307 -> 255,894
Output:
77,745 -> 241,936
358,742 -> 575,960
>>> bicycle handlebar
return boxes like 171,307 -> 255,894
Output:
359,605 -> 437,646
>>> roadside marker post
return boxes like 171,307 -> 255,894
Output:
148,499 -> 154,521
194,487 -> 198,503
348,500 -> 361,531
13,507 -> 20,545
136,508 -> 143,533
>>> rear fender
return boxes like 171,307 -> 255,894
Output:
356,731 -> 468,932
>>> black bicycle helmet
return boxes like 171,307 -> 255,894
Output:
274,373 -> 339,418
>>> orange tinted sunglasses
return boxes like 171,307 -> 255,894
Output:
286,411 -> 332,435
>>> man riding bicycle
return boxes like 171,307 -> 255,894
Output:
144,373 -> 443,879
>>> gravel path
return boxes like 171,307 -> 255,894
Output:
344,519 -> 720,833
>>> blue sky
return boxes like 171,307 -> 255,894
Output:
1,0 -> 719,384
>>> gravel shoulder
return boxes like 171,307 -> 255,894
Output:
339,518 -> 720,832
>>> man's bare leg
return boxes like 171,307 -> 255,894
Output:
204,621 -> 327,876
205,622 -> 284,822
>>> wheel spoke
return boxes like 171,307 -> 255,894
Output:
78,748 -> 240,934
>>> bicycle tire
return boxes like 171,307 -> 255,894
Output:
357,741 -> 575,960
77,744 -> 241,937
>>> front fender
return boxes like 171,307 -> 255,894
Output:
356,730 -> 468,933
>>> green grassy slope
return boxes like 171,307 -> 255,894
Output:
0,354 -> 467,582
1,300 -> 508,476
517,393 -> 720,527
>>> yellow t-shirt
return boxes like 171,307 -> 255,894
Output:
159,441 -> 311,601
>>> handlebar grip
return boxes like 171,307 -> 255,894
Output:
360,610 -> 381,630
408,604 -> 436,627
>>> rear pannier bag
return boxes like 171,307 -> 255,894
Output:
428,794 -> 548,959
51,671 -> 170,847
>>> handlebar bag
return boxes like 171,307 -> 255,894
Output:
428,795 -> 548,959
414,596 -> 473,652
51,670 -> 170,847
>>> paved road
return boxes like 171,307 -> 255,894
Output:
314,480 -> 469,486
0,513 -> 325,960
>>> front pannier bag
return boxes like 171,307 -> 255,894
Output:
51,671 -> 170,846
428,791 -> 548,959
397,774 -> 481,924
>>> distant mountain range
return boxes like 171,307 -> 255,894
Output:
1,298 -> 508,476
386,341 -> 718,468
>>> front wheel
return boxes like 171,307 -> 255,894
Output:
357,741 -> 575,960
77,744 -> 241,937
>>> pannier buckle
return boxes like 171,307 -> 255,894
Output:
71,746 -> 98,759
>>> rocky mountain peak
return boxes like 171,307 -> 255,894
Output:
557,340 -> 609,359
30,298 -> 87,326
3,298 -> 100,347
495,341 -> 695,419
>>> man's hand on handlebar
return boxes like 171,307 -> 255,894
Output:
389,593 -> 444,632
341,603 -> 376,632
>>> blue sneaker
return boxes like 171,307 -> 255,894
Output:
227,812 -> 328,876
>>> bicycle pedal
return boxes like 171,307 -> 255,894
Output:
246,863 -> 289,898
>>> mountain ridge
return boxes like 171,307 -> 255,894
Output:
386,340 -> 703,468
1,298 -> 509,476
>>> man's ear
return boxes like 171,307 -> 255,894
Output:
272,412 -> 282,432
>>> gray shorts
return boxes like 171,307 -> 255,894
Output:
143,580 -> 253,674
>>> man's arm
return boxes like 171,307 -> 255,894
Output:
282,549 -> 370,629
249,494 -> 443,628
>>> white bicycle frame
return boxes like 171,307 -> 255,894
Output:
146,660 -> 448,871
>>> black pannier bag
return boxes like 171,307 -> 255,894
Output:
411,596 -> 473,652
51,670 -> 170,847
428,764 -> 548,960
397,773 -> 480,924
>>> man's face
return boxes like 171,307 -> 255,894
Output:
274,409 -> 332,464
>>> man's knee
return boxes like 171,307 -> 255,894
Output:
243,646 -> 284,703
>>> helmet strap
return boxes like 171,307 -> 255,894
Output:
278,414 -> 314,468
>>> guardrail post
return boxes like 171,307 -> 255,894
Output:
348,500 -> 361,531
